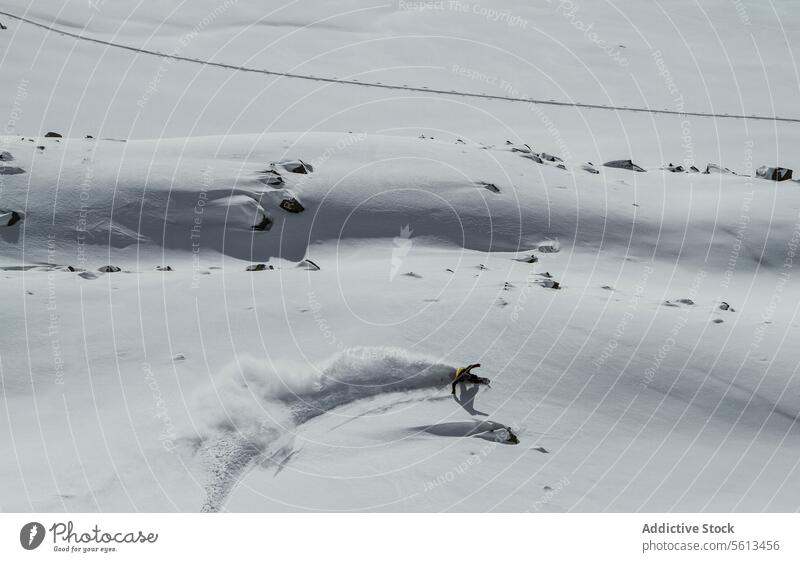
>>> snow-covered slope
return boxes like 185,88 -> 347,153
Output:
1,1 -> 799,512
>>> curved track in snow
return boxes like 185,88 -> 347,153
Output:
2,9 -> 799,124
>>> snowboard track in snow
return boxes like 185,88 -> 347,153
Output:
193,348 -> 463,512
2,10 -> 799,124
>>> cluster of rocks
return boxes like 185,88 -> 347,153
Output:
255,159 -> 312,219
501,139 -> 795,182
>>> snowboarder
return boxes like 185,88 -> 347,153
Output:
451,363 -> 491,394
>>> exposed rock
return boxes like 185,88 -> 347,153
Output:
98,265 -> 121,273
3,210 -> 23,226
0,151 -> 13,161
173,353 -> 186,361
663,162 -> 685,172
676,298 -> 695,305
756,166 -> 793,182
273,159 -> 313,174
298,259 -> 320,271
403,271 -> 422,278
155,265 -> 173,271
712,318 -> 724,324
257,170 -> 284,186
689,166 -> 701,173
476,181 -> 500,193
604,159 -> 646,172
0,22 -> 6,30
78,271 -> 98,280
0,166 -> 26,175
251,214 -> 273,231
85,135 -> 94,139
44,131 -> 62,138
513,254 -> 538,263
36,145 -> 45,151
246,263 -> 273,271
581,162 -> 600,174
537,279 -> 560,289
540,153 -> 563,163
719,301 -> 735,312
279,198 -> 305,213
704,163 -> 735,175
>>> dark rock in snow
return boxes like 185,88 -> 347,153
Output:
98,265 -> 121,273
257,170 -> 284,186
0,166 -> 26,175
155,265 -> 173,271
476,181 -> 500,193
403,271 -> 422,278
712,318 -> 724,324
719,301 -> 735,312
79,271 -> 98,280
0,151 -> 13,161
44,131 -> 62,138
251,214 -> 273,231
689,166 -> 701,173
514,254 -> 538,263
704,163 -> 735,175
756,166 -> 792,182
581,162 -> 600,174
85,135 -> 94,139
298,259 -> 320,271
0,22 -> 6,30
663,162 -> 685,172
525,153 -> 544,164
36,145 -> 45,151
63,266 -> 78,272
532,446 -> 549,453
279,198 -> 305,213
676,298 -> 695,305
273,159 -> 313,174
540,153 -> 563,162
539,280 -> 560,289
604,159 -> 646,172
246,263 -> 273,271
5,211 -> 22,226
